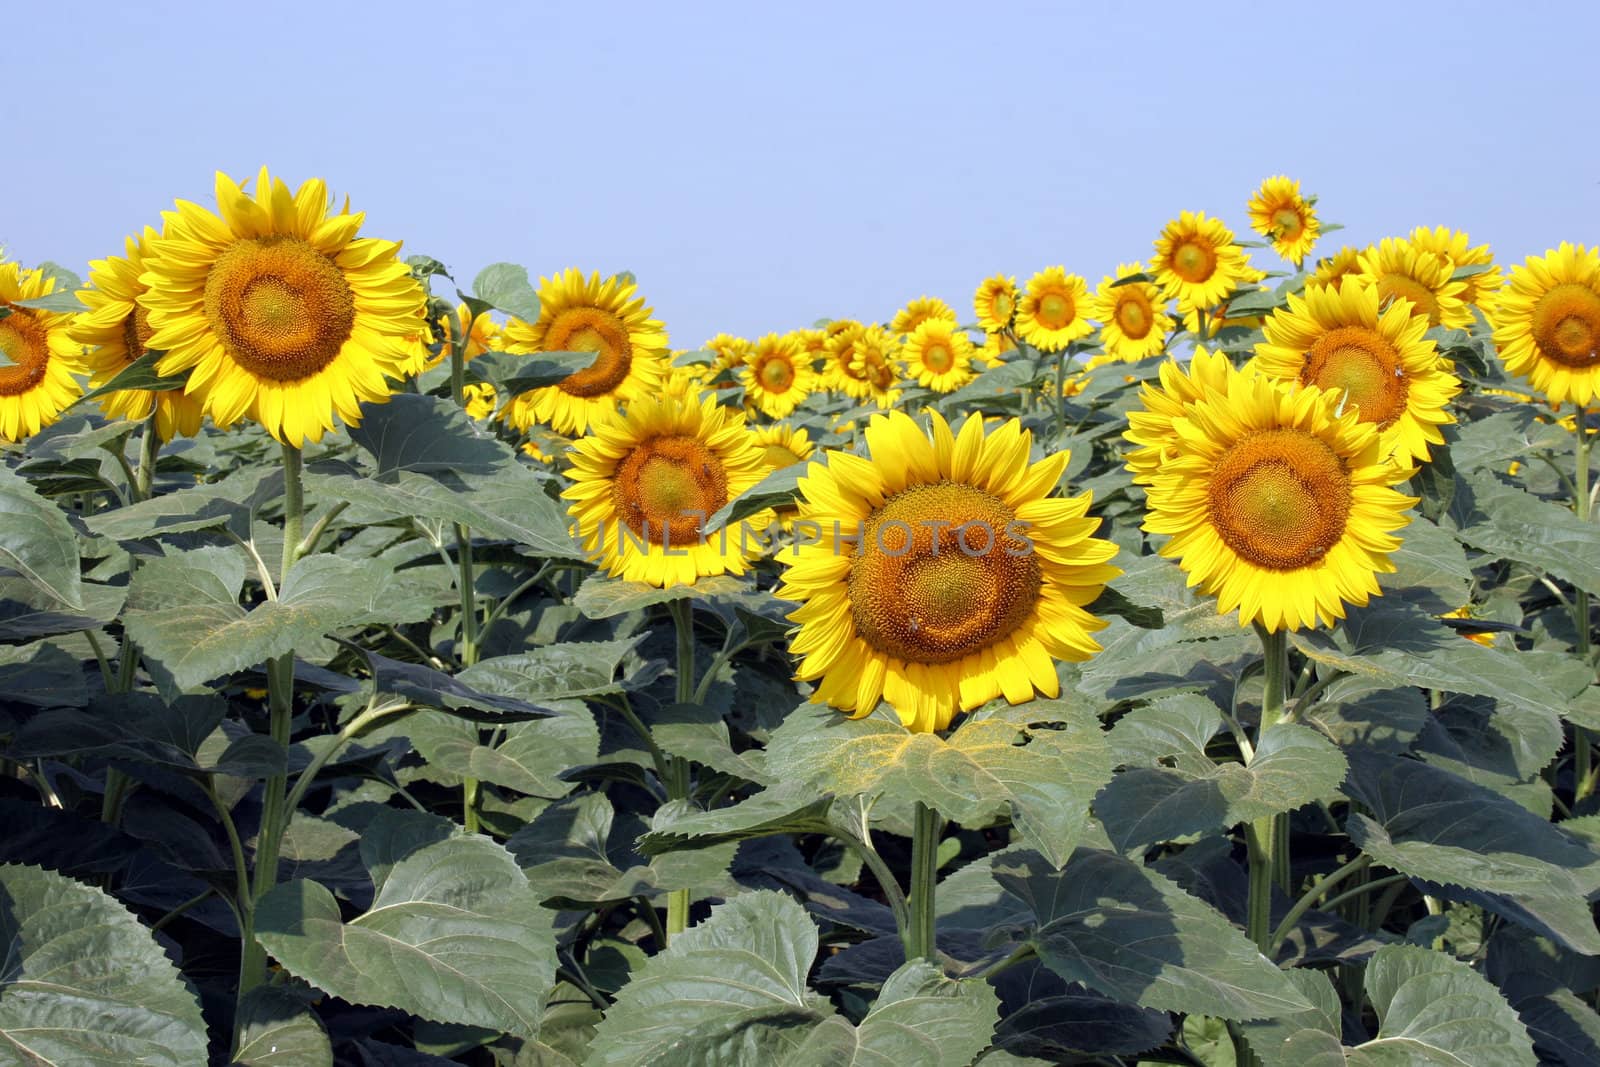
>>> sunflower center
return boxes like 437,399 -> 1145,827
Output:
864,355 -> 896,389
1301,325 -> 1408,428
923,340 -> 954,373
548,308 -> 635,397
848,481 -> 1042,664
611,434 -> 728,546
1208,429 -> 1352,570
1037,292 -> 1074,329
1172,240 -> 1218,283
991,291 -> 1014,322
121,304 -> 154,361
1531,283 -> 1600,368
0,306 -> 51,397
1376,273 -> 1440,324
203,236 -> 355,382
1271,207 -> 1304,240
759,356 -> 795,391
1116,293 -> 1153,339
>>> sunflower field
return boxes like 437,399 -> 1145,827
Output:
1,167 -> 1598,1067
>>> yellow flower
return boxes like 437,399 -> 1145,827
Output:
1409,226 -> 1503,315
742,332 -> 816,418
751,422 -> 816,532
1356,237 -> 1473,330
1247,176 -> 1320,267
139,168 -> 427,446
1123,346 -> 1237,485
1443,606 -> 1496,647
902,320 -> 978,392
70,227 -> 204,441
1152,210 -> 1259,312
0,262 -> 89,442
1088,262 -> 1168,362
1253,277 -> 1460,465
1491,242 -> 1600,406
979,330 -> 1016,368
823,320 -> 871,398
890,296 -> 958,337
462,382 -> 498,420
789,328 -> 829,369
1136,361 -> 1417,632
705,333 -> 754,374
563,394 -> 770,587
847,325 -> 904,409
1312,246 -> 1366,289
430,302 -> 501,365
973,274 -> 1018,334
1016,267 -> 1093,350
777,410 -> 1119,732
501,269 -> 668,436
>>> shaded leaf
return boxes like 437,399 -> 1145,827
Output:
783,961 -> 998,1067
0,463 -> 83,609
349,393 -> 509,475
231,985 -> 333,1066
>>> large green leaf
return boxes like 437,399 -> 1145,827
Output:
639,785 -> 838,856
704,464 -> 805,533
571,574 -> 752,619
255,834 -> 556,1038
402,708 -> 598,798
231,986 -> 333,1066
458,638 -> 651,701
84,466 -> 267,541
349,393 -> 510,475
1344,751 -> 1600,953
1241,945 -> 1535,1067
0,863 -> 208,1065
0,464 -> 83,609
73,350 -> 190,405
1442,469 -> 1600,599
585,891 -> 833,1067
764,701 -> 1113,865
470,262 -> 541,321
783,961 -> 999,1067
994,849 -> 1313,1021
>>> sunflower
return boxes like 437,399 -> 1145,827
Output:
1492,243 -> 1600,406
0,262 -> 89,442
662,360 -> 711,401
1089,262 -> 1168,362
139,168 -> 426,447
430,302 -> 501,365
1137,362 -> 1416,632
903,319 -> 977,392
1312,246 -> 1366,289
891,296 -> 958,337
847,325 -> 904,409
1247,176 -> 1320,267
70,228 -> 204,441
1409,226 -> 1503,315
563,394 -> 770,587
1356,237 -> 1472,330
1123,346 -> 1237,485
973,274 -> 1018,334
751,422 -> 816,531
1253,277 -> 1459,464
742,332 -> 815,418
823,320 -> 871,398
1016,267 -> 1093,350
462,382 -> 498,420
979,330 -> 1016,368
500,269 -> 668,436
1151,211 -> 1259,312
790,327 -> 830,369
1443,605 -> 1497,647
705,333 -> 754,375
777,410 -> 1119,733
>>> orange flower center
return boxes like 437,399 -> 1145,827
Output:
1036,290 -> 1075,329
1171,239 -> 1218,284
1271,206 -> 1304,241
547,307 -> 635,397
1208,429 -> 1352,570
1531,283 -> 1600,368
0,306 -> 52,397
611,435 -> 728,546
758,354 -> 795,392
1376,273 -> 1441,325
1116,292 -> 1154,339
203,236 -> 355,382
1301,324 -> 1409,429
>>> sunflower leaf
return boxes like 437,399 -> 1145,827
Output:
231,986 -> 333,1067
72,350 -> 191,406
349,393 -> 508,475
0,862 -> 210,1066
469,262 -> 540,322
570,573 -> 753,618
1441,469 -> 1600,600
784,961 -> 999,1067
0,463 -> 83,610
399,706 -> 597,798
638,785 -> 837,856
704,463 -> 804,533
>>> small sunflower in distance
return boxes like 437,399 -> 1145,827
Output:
462,382 -> 498,420
1254,277 -> 1459,465
778,410 -> 1120,732
139,168 -> 426,447
891,296 -> 958,337
848,325 -> 904,409
70,228 -> 204,441
824,321 -> 872,399
1138,362 -> 1416,632
790,328 -> 829,369
979,330 -> 1016,368
1409,226 -> 1503,314
0,262 -> 90,442
973,274 -> 1018,334
903,319 -> 978,392
1247,176 -> 1320,267
1356,237 -> 1472,330
1492,243 -> 1600,406
751,422 -> 815,531
1089,263 -> 1168,362
1152,210 -> 1258,312
563,394 -> 770,587
1313,246 -> 1366,290
1016,267 -> 1093,350
502,269 -> 668,436
431,302 -> 501,365
1123,346 -> 1236,486
742,332 -> 815,418
705,333 -> 754,375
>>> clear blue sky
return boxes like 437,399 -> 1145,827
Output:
6,1 -> 1596,346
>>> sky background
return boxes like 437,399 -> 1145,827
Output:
5,1 -> 1597,346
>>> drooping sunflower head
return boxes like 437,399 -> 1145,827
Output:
0,262 -> 90,442
1137,362 -> 1417,632
139,168 -> 427,447
562,393 -> 771,587
1312,246 -> 1366,289
1151,210 -> 1259,312
742,332 -> 816,418
1491,242 -> 1600,407
903,319 -> 978,392
1089,262 -> 1169,362
501,269 -> 669,436
1356,237 -> 1473,330
70,227 -> 205,441
973,274 -> 1018,334
1016,267 -> 1093,351
846,325 -> 904,409
1254,277 -> 1460,464
1123,346 -> 1237,485
777,410 -> 1120,732
1246,176 -> 1320,267
1408,225 -> 1503,314
890,296 -> 958,337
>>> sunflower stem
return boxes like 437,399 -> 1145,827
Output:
1573,405 -> 1597,799
665,598 -> 697,938
1246,625 -> 1289,956
906,801 -> 942,964
444,314 -> 484,828
132,407 -> 161,503
1053,349 -> 1067,438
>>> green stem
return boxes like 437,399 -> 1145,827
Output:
281,699 -> 417,824
296,501 -> 348,558
975,943 -> 1035,981
444,317 -> 482,829
906,801 -> 942,964
1246,625 -> 1289,955
1574,406 -> 1596,800
844,832 -> 910,940
279,445 -> 304,581
1053,349 -> 1067,437
1269,854 -> 1371,954
665,599 -> 696,938
133,407 -> 161,502
1319,873 -> 1409,915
